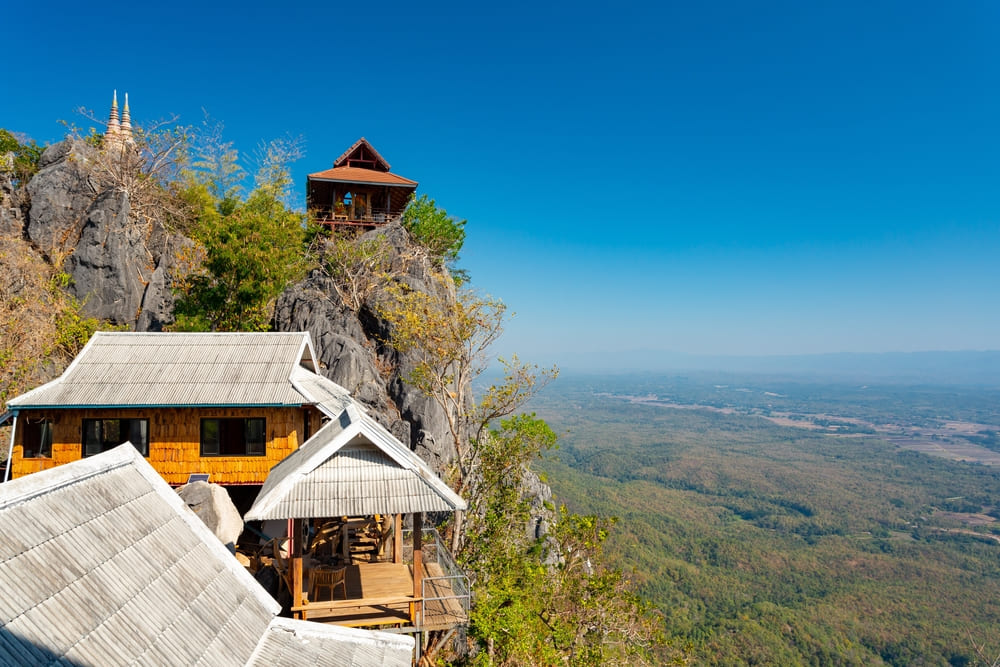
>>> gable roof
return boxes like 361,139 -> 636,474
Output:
333,137 -> 391,171
6,331 -> 352,413
0,444 -> 413,666
309,138 -> 417,190
246,405 -> 466,521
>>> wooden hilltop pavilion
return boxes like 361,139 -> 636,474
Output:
307,138 -> 417,228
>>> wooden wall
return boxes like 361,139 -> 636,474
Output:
10,406 -> 324,485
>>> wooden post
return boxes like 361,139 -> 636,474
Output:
291,518 -> 304,619
393,514 -> 403,563
411,512 -> 423,625
341,522 -> 350,563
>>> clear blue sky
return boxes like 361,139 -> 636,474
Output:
3,1 -> 999,369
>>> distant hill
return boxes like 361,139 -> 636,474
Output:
559,349 -> 1000,385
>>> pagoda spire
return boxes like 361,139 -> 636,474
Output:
106,90 -> 121,138
120,92 -> 133,144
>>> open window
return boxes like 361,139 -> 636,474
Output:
82,418 -> 149,457
22,417 -> 52,459
200,417 -> 266,457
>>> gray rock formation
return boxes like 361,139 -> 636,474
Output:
0,166 -> 25,237
22,138 -> 188,330
273,223 -> 459,474
177,481 -> 244,550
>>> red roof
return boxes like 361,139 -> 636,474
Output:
307,166 -> 417,187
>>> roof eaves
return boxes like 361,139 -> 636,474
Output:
306,174 -> 418,188
245,412 -> 360,520
8,402 -> 305,410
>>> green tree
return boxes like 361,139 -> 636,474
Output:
173,188 -> 306,331
460,416 -> 676,666
0,128 -> 43,187
401,194 -> 466,269
173,137 -> 307,331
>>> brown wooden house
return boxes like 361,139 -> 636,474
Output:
2,331 -> 354,486
307,138 -> 417,228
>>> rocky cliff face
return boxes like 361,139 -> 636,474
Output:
21,139 -> 189,330
273,223 -> 459,473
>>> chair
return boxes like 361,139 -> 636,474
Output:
310,566 -> 347,602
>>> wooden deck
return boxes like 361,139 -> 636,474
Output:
291,561 -> 467,629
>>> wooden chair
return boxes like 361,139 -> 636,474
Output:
310,566 -> 347,602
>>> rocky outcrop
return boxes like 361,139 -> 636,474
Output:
21,139 -> 189,330
273,223 -> 458,474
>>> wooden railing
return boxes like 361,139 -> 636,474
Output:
312,206 -> 400,226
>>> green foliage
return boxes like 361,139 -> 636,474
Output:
0,128 -> 44,186
461,416 -> 676,666
401,194 -> 466,267
173,133 -> 308,331
174,188 -> 306,331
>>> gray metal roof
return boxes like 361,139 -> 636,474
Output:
0,444 -> 413,666
246,405 -> 466,521
5,331 -> 356,411
0,444 -> 277,666
248,618 -> 412,667
290,366 -> 353,418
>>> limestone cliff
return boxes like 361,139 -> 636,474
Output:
273,222 -> 459,473
22,139 -> 190,331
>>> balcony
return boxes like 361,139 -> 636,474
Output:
288,527 -> 469,631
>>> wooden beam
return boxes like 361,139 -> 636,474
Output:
393,514 -> 403,563
291,518 -> 304,619
411,513 -> 423,625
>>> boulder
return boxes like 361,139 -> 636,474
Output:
176,481 -> 244,549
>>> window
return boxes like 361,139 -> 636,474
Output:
22,418 -> 52,458
200,418 -> 266,456
82,419 -> 148,457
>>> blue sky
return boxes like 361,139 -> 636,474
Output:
3,1 -> 999,369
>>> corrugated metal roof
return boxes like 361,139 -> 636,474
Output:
0,444 -> 276,666
290,366 -> 353,418
246,405 -> 466,521
248,617 -> 412,667
6,331 -> 342,410
0,445 -> 417,666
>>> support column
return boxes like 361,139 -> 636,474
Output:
291,518 -> 304,619
4,413 -> 17,482
411,512 -> 423,625
393,514 -> 403,563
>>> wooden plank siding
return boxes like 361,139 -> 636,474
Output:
10,406 -> 324,484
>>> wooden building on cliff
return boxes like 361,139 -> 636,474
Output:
307,138 -> 417,228
3,331 -> 352,486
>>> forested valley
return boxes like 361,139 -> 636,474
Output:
532,374 -> 1000,665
